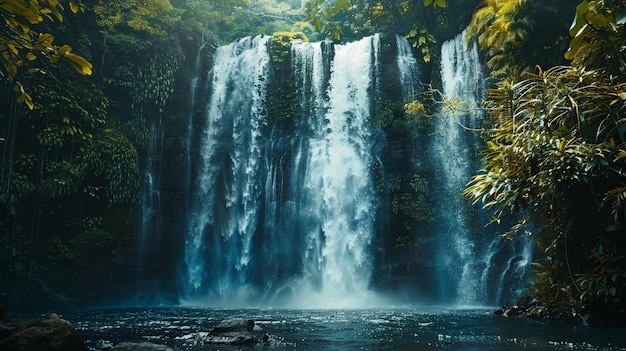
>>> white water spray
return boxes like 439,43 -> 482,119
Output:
185,35 -> 270,299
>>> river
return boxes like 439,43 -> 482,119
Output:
58,307 -> 626,350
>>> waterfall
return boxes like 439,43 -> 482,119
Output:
137,122 -> 163,290
300,35 -> 379,301
179,31 -> 532,308
396,34 -> 419,102
185,35 -> 271,300
435,29 -> 533,306
183,35 -> 384,307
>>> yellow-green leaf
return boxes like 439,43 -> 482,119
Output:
69,0 -> 79,13
65,52 -> 93,75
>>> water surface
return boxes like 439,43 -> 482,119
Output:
62,307 -> 626,350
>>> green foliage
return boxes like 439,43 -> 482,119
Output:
0,0 -> 92,109
391,175 -> 432,222
577,246 -> 626,304
267,31 -> 308,122
405,25 -> 436,62
101,33 -> 183,119
464,2 -> 626,316
71,228 -> 119,258
30,80 -> 107,149
304,0 -> 356,40
565,0 -> 626,77
270,31 -> 308,65
0,224 -> 31,285
81,130 -> 140,205
466,0 -> 532,78
94,0 -> 183,36
529,256 -> 579,319
467,0 -> 569,79
465,65 -> 626,235
423,0 -> 446,8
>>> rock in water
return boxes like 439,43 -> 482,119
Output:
0,313 -> 88,351
205,318 -> 267,346
211,318 -> 254,333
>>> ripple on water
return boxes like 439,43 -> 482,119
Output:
60,307 -> 626,351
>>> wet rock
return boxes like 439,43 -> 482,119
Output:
0,313 -> 88,351
0,309 -> 24,339
110,341 -> 173,351
205,318 -> 268,346
494,304 -> 522,317
212,318 -> 254,333
494,297 -> 546,320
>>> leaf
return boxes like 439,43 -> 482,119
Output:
333,0 -> 343,15
64,52 -> 93,75
564,29 -> 586,60
22,92 -> 34,110
69,0 -> 79,13
570,1 -> 589,37
584,13 -> 609,27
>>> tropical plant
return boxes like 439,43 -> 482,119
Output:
304,0 -> 356,40
565,0 -> 626,78
405,24 -> 436,62
0,0 -> 93,109
466,0 -> 569,78
94,0 -> 183,36
463,0 -> 626,320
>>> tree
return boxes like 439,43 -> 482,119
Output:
466,0 -> 570,79
464,0 -> 626,321
0,0 -> 92,109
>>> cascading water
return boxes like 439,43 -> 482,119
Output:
185,35 -> 270,301
184,35 -> 388,307
299,35 -> 379,301
395,34 -> 420,102
434,29 -> 533,306
179,30 -> 532,308
137,122 -> 163,287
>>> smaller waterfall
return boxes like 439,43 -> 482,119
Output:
396,34 -> 420,102
431,29 -> 484,304
136,122 -> 163,297
435,29 -> 533,306
456,233 -> 534,305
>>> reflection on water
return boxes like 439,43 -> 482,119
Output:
61,308 -> 626,351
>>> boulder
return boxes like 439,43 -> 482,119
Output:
110,341 -> 173,351
0,313 -> 88,351
211,318 -> 254,333
205,318 -> 268,346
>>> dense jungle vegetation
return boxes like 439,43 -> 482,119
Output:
1,0 -> 625,323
